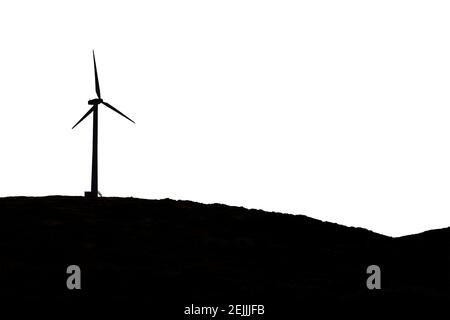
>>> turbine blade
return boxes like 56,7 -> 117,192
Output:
72,107 -> 94,129
102,102 -> 135,124
93,50 -> 101,99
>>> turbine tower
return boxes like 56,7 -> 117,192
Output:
72,51 -> 135,198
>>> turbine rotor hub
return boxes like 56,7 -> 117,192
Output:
88,98 -> 103,105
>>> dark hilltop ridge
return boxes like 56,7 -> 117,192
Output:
0,196 -> 449,313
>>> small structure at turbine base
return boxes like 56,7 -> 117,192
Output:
84,191 -> 97,198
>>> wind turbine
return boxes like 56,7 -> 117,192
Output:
72,51 -> 135,198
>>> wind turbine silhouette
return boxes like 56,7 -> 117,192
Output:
72,51 -> 135,198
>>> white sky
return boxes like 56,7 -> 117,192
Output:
1,1 -> 450,236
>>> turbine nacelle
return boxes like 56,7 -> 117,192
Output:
88,98 -> 103,105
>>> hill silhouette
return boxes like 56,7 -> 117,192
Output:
0,196 -> 448,315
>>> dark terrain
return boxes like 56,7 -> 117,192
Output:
0,196 -> 449,315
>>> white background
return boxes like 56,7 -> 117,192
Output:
1,1 -> 450,237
